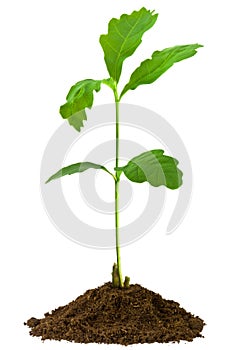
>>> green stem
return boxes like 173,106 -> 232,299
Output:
114,87 -> 123,288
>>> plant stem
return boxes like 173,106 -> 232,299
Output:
114,87 -> 123,288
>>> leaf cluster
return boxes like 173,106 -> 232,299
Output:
47,8 -> 202,190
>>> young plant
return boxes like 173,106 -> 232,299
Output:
46,8 -> 202,288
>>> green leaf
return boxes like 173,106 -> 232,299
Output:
46,162 -> 113,184
100,7 -> 158,83
60,79 -> 101,117
67,110 -> 87,132
116,150 -> 183,190
59,79 -> 103,132
120,44 -> 203,98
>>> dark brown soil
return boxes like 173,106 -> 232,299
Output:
25,282 -> 205,345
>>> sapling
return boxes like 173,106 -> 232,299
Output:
46,8 -> 202,288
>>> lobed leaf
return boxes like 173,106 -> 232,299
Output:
100,7 -> 158,83
120,44 -> 203,98
60,79 -> 104,132
116,150 -> 183,189
46,162 -> 112,184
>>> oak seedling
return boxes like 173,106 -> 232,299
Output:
46,8 -> 202,288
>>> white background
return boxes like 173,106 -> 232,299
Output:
1,0 -> 233,349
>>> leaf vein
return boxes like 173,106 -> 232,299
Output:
114,10 -> 144,80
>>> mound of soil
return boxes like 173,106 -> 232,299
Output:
25,282 -> 204,345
